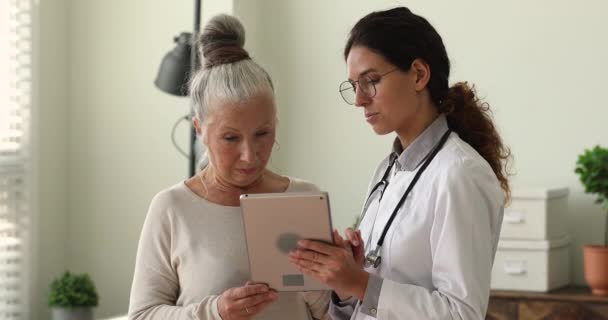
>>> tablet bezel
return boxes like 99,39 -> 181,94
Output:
240,191 -> 334,291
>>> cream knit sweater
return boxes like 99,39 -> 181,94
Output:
128,178 -> 330,320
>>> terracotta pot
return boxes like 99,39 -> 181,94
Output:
583,245 -> 608,296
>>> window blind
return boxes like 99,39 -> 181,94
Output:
0,0 -> 33,319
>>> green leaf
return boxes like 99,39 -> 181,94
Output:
48,271 -> 99,307
575,145 -> 608,246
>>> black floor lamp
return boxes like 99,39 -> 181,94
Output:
154,0 -> 201,178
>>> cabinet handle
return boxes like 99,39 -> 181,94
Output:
504,210 -> 524,224
504,262 -> 527,275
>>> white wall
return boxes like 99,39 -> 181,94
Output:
252,0 -> 608,286
32,0 -> 70,318
33,0 -> 608,317
66,0 -> 192,317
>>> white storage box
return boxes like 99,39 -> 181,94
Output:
501,187 -> 569,240
491,235 -> 570,292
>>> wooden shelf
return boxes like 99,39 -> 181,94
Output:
487,286 -> 608,319
491,286 -> 608,303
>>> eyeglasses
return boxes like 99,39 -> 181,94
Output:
339,68 -> 398,105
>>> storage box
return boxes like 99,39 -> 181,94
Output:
491,236 -> 570,292
501,187 -> 569,240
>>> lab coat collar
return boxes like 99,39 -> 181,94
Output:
391,114 -> 449,172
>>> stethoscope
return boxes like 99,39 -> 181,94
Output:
357,129 -> 451,268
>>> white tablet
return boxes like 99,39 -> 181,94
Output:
240,191 -> 334,291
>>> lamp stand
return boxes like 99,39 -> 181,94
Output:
189,0 -> 201,177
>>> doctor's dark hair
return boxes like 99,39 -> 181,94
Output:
344,7 -> 511,200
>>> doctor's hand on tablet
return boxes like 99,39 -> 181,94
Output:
217,281 -> 278,320
343,228 -> 365,268
288,229 -> 368,300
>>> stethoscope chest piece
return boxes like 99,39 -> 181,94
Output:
364,247 -> 382,268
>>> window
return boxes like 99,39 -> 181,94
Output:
0,0 -> 33,318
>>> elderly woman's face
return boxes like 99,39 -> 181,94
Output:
204,94 -> 276,187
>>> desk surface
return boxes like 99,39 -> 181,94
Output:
488,286 -> 608,319
491,286 -> 608,303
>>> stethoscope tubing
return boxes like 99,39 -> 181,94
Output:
357,129 -> 452,268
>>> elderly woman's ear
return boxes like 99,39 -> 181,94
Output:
192,116 -> 203,136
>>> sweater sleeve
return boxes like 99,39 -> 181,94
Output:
128,192 -> 223,320
300,290 -> 331,320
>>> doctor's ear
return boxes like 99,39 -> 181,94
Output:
411,59 -> 431,91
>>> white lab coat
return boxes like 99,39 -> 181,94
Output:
331,115 -> 504,320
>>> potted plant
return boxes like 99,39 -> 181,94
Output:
575,145 -> 608,296
48,271 -> 99,320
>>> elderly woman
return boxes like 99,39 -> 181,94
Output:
128,14 -> 329,320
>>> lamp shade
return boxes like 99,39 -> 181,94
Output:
154,32 -> 192,96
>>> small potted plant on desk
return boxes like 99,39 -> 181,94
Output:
48,271 -> 99,320
575,145 -> 608,296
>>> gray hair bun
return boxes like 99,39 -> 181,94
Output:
199,14 -> 250,68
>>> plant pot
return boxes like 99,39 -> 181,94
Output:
583,244 -> 608,296
51,307 -> 93,320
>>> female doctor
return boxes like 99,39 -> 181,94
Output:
289,7 -> 511,320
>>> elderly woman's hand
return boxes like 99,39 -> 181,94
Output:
288,230 -> 369,300
217,282 -> 278,320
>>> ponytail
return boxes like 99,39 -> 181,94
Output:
441,82 -> 512,201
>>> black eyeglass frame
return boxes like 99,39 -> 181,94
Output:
339,68 -> 399,105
